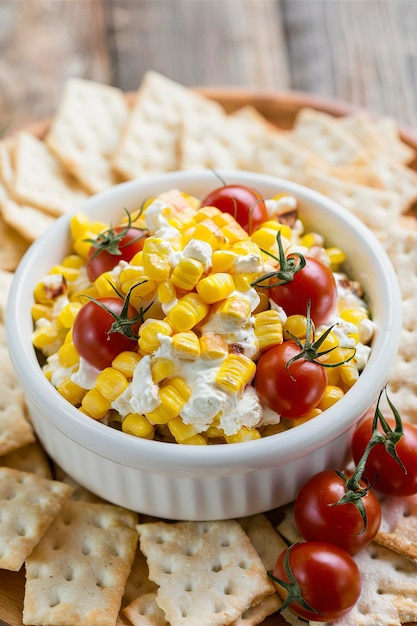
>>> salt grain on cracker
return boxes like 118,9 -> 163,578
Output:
46,78 -> 128,193
112,70 -> 224,181
24,500 -> 138,626
137,520 -> 276,626
0,467 -> 73,571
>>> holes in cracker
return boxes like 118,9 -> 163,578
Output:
211,559 -> 222,573
183,580 -> 193,592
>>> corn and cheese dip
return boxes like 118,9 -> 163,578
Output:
32,188 -> 374,444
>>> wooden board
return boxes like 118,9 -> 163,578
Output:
1,88 -> 417,626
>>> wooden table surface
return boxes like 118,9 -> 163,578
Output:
1,1 -> 417,625
1,0 -> 417,133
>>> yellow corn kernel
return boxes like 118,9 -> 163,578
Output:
128,250 -> 143,266
119,266 -> 145,284
61,254 -> 85,269
31,303 -> 53,323
69,285 -> 99,304
95,368 -> 129,402
301,232 -> 324,248
33,276 -> 66,304
70,213 -> 107,241
315,330 -> 339,353
339,363 -> 359,388
260,422 -> 288,437
171,257 -> 204,291
167,292 -> 209,333
318,385 -> 345,411
192,219 -> 228,250
199,333 -> 229,360
232,239 -> 262,257
64,327 -> 73,343
215,353 -> 256,394
146,377 -> 191,424
56,302 -> 83,329
181,434 -> 207,445
326,366 -> 341,387
322,345 -> 353,367
219,296 -> 251,324
283,315 -> 311,341
225,427 -> 261,443
122,413 -> 154,439
196,273 -> 235,304
121,277 -> 157,305
326,246 -> 346,270
32,324 -> 62,350
57,342 -> 80,368
172,331 -> 200,360
49,265 -> 80,283
151,357 -> 175,383
211,250 -> 237,273
340,308 -> 368,326
81,388 -> 111,420
253,290 -> 270,315
157,279 -> 176,304
250,227 -> 281,251
195,205 -> 225,224
233,273 -> 256,292
142,237 -> 171,281
56,378 -> 86,405
112,351 -> 141,378
73,232 -> 98,258
221,220 -> 248,244
138,319 -> 173,355
168,416 -> 200,443
93,272 -> 118,298
254,309 -> 283,351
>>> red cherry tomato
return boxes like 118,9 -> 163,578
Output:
269,256 -> 337,326
272,542 -> 361,622
201,184 -> 268,234
72,297 -> 140,370
254,340 -> 327,418
86,226 -> 147,282
294,470 -> 381,554
352,417 -> 417,496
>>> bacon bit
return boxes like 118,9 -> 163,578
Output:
43,275 -> 67,300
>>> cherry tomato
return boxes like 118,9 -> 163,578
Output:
72,297 -> 140,370
201,184 -> 268,234
294,470 -> 381,554
272,542 -> 361,622
86,226 -> 147,282
254,340 -> 327,418
269,256 -> 337,326
352,416 -> 417,496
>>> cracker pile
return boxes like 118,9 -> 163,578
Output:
1,70 -> 417,625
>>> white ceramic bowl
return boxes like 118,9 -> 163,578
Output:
7,170 -> 402,520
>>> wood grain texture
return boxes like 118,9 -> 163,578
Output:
282,0 -> 417,128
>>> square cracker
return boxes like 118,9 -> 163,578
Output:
12,131 -> 89,216
0,467 -> 73,571
0,180 -> 29,270
0,323 -> 35,457
1,192 -> 56,242
112,70 -> 224,181
306,168 -> 402,232
292,108 -> 367,166
0,268 -> 13,322
378,227 -> 417,422
376,494 -> 417,565
0,441 -> 52,478
137,520 -> 276,626
46,78 -> 129,193
24,500 -> 138,626
253,131 -> 318,185
179,111 -> 269,172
